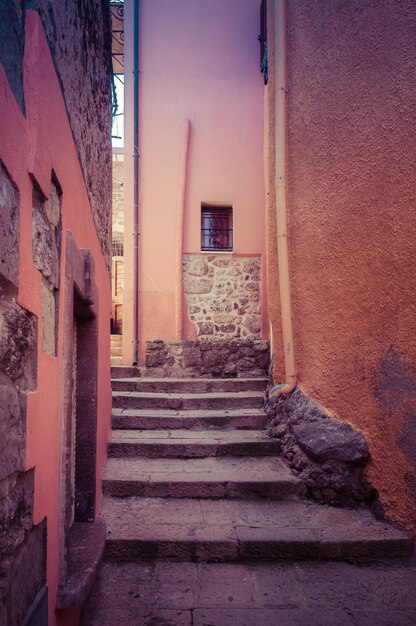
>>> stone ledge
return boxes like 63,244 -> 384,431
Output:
142,339 -> 270,379
56,517 -> 106,610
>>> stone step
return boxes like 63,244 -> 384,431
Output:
111,366 -> 140,379
103,497 -> 413,563
110,356 -> 123,366
111,377 -> 268,393
111,347 -> 123,356
112,407 -> 267,431
103,456 -> 305,499
112,391 -> 264,411
107,430 -> 281,459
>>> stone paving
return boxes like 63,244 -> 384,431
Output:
81,372 -> 415,625
80,558 -> 416,625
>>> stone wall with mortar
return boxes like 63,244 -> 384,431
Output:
0,164 -> 45,626
183,255 -> 262,340
112,156 -> 124,238
142,339 -> 270,379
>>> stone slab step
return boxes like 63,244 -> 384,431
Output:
111,377 -> 268,393
103,497 -> 413,563
107,429 -> 280,458
103,456 -> 305,499
111,366 -> 141,379
112,391 -> 264,411
112,407 -> 267,430
111,357 -> 123,366
111,348 -> 122,356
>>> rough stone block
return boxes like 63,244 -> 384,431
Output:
292,419 -> 370,463
145,349 -> 166,368
32,199 -> 60,288
41,278 -> 56,355
266,388 -> 372,505
5,520 -> 46,626
182,346 -> 202,368
0,165 -> 19,288
43,182 -> 61,228
197,322 -> 214,336
0,299 -> 37,381
184,276 -> 213,294
0,382 -> 24,480
0,471 -> 34,555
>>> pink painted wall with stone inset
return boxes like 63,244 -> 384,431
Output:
122,0 -> 266,361
0,8 -> 112,625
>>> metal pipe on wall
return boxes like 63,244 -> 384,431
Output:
270,0 -> 297,397
174,119 -> 191,340
132,0 -> 139,365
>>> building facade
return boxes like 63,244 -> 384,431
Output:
0,2 -> 112,625
119,0 -> 269,374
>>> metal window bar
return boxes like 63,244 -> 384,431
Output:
201,208 -> 233,251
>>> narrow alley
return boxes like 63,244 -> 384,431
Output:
1,1 -> 415,625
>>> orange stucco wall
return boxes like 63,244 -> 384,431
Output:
267,0 -> 416,531
0,12 -> 111,624
123,0 -> 266,362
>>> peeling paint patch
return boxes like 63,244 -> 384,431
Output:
404,473 -> 416,500
375,347 -> 416,408
398,413 -> 416,473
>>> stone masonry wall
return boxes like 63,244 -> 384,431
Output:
0,164 -> 45,626
183,255 -> 262,340
112,155 -> 124,238
17,0 -> 113,269
142,339 -> 270,379
38,0 -> 112,267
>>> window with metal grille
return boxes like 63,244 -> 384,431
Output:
201,206 -> 233,252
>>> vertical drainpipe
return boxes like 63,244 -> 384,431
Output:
132,0 -> 139,365
270,0 -> 297,397
174,119 -> 191,340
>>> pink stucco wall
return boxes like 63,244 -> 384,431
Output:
268,0 -> 416,530
0,12 -> 111,624
127,0 -> 265,356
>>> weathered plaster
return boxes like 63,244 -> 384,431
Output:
267,0 -> 416,530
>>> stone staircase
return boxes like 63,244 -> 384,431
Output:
110,334 -> 122,365
102,368 -> 412,563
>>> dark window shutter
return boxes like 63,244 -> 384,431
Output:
259,0 -> 268,85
